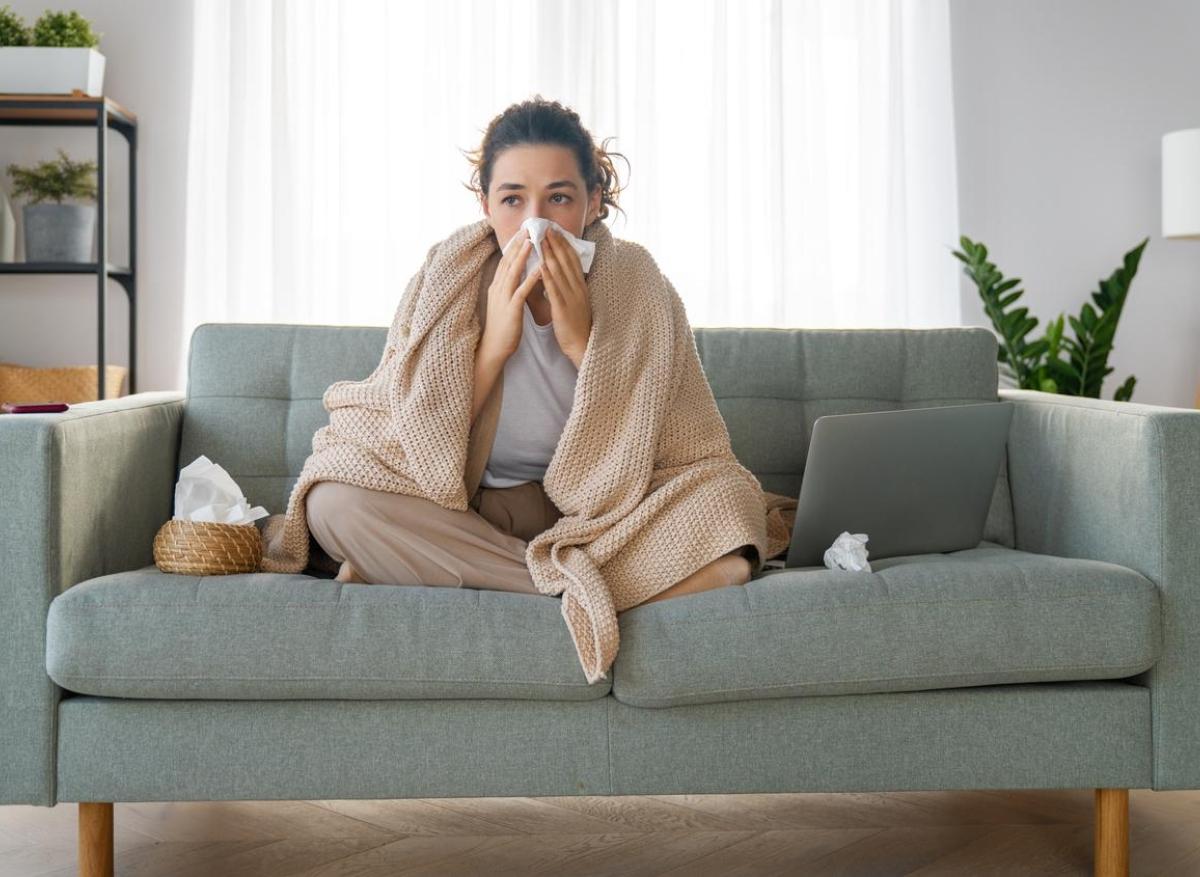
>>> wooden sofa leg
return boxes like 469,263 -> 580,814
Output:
78,802 -> 113,877
1094,788 -> 1129,877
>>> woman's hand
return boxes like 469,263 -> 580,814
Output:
540,227 -> 593,368
481,230 -> 543,361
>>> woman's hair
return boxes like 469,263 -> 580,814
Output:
462,96 -> 629,224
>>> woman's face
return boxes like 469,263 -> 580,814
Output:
481,143 -> 602,251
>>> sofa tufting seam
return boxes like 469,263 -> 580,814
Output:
49,673 -> 599,686
1150,413 -> 1167,789
606,697 -> 615,794
187,392 -> 995,404
52,602 -> 557,612
45,428 -> 59,806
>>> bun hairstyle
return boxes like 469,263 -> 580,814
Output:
462,95 -> 629,224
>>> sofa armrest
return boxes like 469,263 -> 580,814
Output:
1000,387 -> 1200,789
0,391 -> 184,805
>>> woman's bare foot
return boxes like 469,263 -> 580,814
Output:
640,550 -> 752,605
334,560 -> 367,583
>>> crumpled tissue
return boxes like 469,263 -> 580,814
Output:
824,531 -> 872,572
502,216 -> 596,288
173,454 -> 269,526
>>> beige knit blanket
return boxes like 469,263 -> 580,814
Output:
260,216 -> 797,683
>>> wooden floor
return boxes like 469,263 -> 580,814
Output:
3,788 -> 1200,876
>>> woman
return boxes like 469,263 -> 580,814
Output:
301,97 -> 756,606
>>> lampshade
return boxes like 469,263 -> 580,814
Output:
1163,128 -> 1200,239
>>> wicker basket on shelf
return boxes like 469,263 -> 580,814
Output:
0,361 -> 126,404
153,519 -> 263,575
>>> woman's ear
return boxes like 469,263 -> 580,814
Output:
588,186 -> 602,224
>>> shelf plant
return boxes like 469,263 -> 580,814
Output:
0,7 -> 105,95
7,148 -> 98,205
30,9 -> 101,47
0,5 -> 28,46
5,148 -> 99,262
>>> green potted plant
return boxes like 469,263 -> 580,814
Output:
0,7 -> 105,96
953,236 -> 1148,401
6,148 -> 99,263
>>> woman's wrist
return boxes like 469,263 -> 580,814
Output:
478,336 -> 513,365
471,341 -> 508,427
562,346 -> 584,369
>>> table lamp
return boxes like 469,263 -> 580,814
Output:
1162,127 -> 1200,407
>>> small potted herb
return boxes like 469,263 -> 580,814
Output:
6,148 -> 99,262
0,7 -> 105,96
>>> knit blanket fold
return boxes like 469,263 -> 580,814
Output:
260,217 -> 797,683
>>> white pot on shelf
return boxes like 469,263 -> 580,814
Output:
0,189 -> 15,262
0,47 -> 105,96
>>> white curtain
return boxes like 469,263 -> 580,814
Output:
182,0 -> 959,387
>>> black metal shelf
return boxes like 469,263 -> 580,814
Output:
0,93 -> 138,399
0,262 -> 131,276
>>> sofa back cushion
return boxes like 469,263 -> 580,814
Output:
180,323 -> 1013,545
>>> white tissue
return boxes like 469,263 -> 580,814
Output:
502,216 -> 596,287
823,531 -> 872,572
173,454 -> 269,526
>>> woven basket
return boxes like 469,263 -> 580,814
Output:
153,519 -> 263,575
0,361 -> 126,404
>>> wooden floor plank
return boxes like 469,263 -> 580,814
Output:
34,840 -> 277,877
655,827 -> 887,877
802,824 -> 999,876
1126,813 -> 1200,876
523,827 -> 758,876
114,799 -> 395,844
904,823 -> 1094,875
288,834 -> 553,877
417,796 -> 641,836
538,793 -> 750,833
0,804 -> 160,877
4,789 -> 1196,876
304,798 -> 518,837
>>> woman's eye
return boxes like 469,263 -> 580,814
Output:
500,193 -> 568,206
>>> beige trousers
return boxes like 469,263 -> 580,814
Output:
306,479 -> 564,595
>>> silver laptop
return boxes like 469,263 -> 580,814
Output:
783,402 -> 1014,568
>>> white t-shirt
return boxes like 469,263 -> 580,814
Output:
480,300 -> 579,488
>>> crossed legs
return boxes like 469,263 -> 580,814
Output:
307,479 -> 755,604
306,480 -> 545,595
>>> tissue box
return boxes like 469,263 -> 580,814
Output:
153,519 -> 262,575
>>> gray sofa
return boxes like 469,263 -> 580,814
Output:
3,322 -> 1197,877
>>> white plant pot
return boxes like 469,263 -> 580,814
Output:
0,47 -> 105,96
0,190 -> 15,262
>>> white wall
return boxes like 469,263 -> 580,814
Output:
4,1 -> 1198,406
950,0 -> 1200,408
0,0 -> 193,393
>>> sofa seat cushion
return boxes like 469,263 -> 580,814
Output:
46,565 -> 609,700
612,541 -> 1160,708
